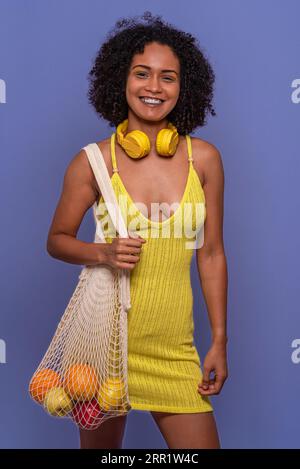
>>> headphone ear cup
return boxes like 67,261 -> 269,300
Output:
116,119 -> 150,159
156,128 -> 179,157
123,130 -> 150,158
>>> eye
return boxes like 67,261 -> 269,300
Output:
135,72 -> 175,81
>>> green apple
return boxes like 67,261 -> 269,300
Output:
44,387 -> 73,417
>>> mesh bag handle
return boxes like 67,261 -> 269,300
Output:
82,143 -> 131,312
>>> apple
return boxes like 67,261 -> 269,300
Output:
71,399 -> 104,429
44,387 -> 73,417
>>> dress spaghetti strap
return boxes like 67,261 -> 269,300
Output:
110,132 -> 119,173
186,134 -> 194,163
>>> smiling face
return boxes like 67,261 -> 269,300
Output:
125,42 -> 180,123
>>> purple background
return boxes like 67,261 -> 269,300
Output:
0,0 -> 299,449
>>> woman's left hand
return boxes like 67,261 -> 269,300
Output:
198,342 -> 228,396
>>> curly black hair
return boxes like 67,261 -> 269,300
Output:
87,11 -> 216,135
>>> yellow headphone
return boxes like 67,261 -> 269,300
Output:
116,118 -> 179,159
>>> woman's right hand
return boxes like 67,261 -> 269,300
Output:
102,235 -> 146,270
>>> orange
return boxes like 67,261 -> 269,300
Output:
29,368 -> 62,403
64,363 -> 99,401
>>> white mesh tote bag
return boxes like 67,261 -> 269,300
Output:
28,143 -> 132,430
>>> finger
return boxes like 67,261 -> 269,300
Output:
119,245 -> 142,255
199,380 -> 210,390
209,378 -> 216,390
213,374 -> 226,393
129,232 -> 146,240
199,367 -> 210,390
124,237 -> 146,247
198,385 -> 215,396
116,262 -> 136,271
198,389 -> 218,396
116,243 -> 141,254
198,383 -> 216,395
129,245 -> 142,253
118,254 -> 140,263
199,375 -> 215,385
129,233 -> 146,241
198,376 -> 224,395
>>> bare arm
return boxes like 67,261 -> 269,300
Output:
46,148 -> 146,269
46,149 -> 106,266
194,142 -> 228,396
196,144 -> 228,345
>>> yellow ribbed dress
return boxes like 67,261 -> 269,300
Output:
96,132 -> 213,414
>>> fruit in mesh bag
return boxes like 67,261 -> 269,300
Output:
44,387 -> 73,417
64,363 -> 99,401
97,377 -> 127,411
29,368 -> 63,403
71,399 -> 104,429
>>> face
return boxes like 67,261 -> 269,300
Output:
125,42 -> 180,123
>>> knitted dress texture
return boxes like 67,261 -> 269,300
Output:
96,132 -> 213,413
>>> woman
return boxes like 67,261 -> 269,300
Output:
47,12 -> 228,449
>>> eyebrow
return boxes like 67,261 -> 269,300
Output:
132,64 -> 178,75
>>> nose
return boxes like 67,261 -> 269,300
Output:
145,75 -> 162,93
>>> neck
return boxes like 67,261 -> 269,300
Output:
126,113 -> 169,147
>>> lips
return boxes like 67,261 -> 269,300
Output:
139,96 -> 165,102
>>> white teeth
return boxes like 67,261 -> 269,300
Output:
140,97 -> 163,104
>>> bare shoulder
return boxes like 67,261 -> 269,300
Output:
95,136 -> 114,178
64,147 -> 99,198
68,137 -> 112,197
95,136 -> 111,161
190,136 -> 224,187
